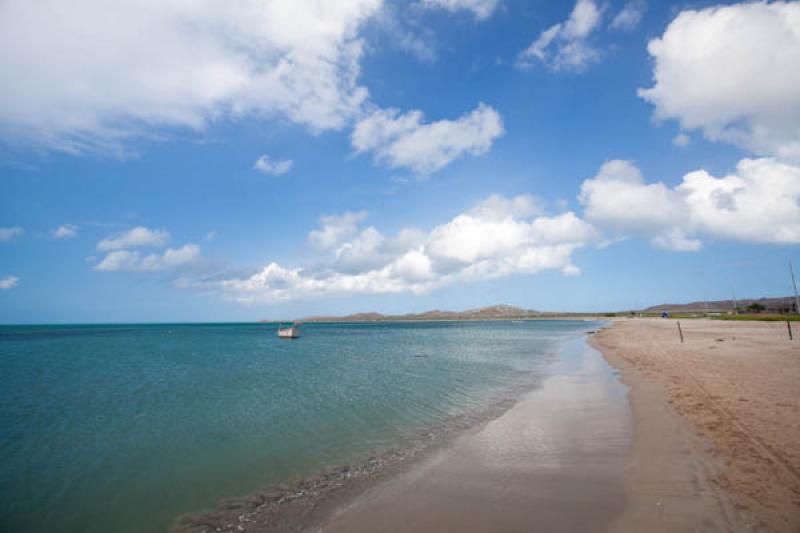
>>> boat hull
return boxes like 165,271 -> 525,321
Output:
277,327 -> 300,339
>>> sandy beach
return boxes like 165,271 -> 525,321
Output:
323,319 -> 800,532
593,318 -> 800,532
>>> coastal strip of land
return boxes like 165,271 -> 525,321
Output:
592,318 -> 800,532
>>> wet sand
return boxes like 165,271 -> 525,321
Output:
321,337 -> 632,532
593,319 -> 800,532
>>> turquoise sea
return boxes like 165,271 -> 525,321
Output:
0,320 -> 596,532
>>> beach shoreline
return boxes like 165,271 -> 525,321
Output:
174,319 -> 800,532
171,383 -> 535,533
320,336 -> 631,532
173,328 -> 629,533
592,318 -> 800,532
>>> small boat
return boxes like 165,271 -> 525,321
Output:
277,322 -> 301,339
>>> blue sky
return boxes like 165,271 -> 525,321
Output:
1,0 -> 800,323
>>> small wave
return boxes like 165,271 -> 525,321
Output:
171,379 -> 540,533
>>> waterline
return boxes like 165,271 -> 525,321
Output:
0,320 -> 596,532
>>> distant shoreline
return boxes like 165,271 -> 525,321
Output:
267,315 -> 604,324
265,304 -> 615,323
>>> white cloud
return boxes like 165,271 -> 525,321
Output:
371,6 -> 438,64
517,0 -> 602,71
610,1 -> 645,31
0,275 -> 19,290
94,244 -> 200,272
425,210 -> 593,268
638,2 -> 800,160
673,133 -> 690,148
580,160 -> 687,236
53,224 -> 78,239
97,226 -> 170,251
352,103 -> 504,174
419,0 -> 500,20
179,156 -> 800,302
678,158 -> 800,244
308,211 -> 369,250
579,158 -> 800,250
651,228 -> 702,252
469,193 -> 541,220
0,227 -> 23,241
189,195 -> 595,302
0,0 -> 382,154
253,155 -> 293,176
331,226 -> 428,275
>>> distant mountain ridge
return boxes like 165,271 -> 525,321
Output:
260,296 -> 798,323
301,304 -> 541,322
643,296 -> 796,313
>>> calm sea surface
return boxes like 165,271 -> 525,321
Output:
0,320 -> 596,532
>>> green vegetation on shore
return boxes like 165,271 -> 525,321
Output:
713,314 -> 800,322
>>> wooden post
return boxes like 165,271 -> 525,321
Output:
677,321 -> 684,343
788,320 -> 793,341
791,262 -> 800,315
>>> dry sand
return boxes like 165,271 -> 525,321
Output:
593,318 -> 800,532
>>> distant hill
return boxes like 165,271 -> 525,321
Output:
643,296 -> 796,314
261,296 -> 798,323
301,304 -> 542,322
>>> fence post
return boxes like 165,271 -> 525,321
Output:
677,321 -> 684,343
788,320 -> 793,341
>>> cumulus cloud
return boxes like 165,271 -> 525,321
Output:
175,155 -> 800,303
0,0 -> 381,154
638,2 -> 800,160
650,228 -> 702,252
469,194 -> 541,220
679,158 -> 800,244
579,158 -> 800,250
253,155 -> 293,176
308,211 -> 369,250
673,133 -> 690,148
372,6 -> 438,63
352,103 -> 504,174
53,224 -> 78,239
419,0 -> 500,20
0,227 -> 23,241
579,160 -> 687,236
94,244 -> 200,272
610,1 -> 645,31
0,275 -> 19,290
517,0 -> 603,71
97,226 -> 170,251
188,195 -> 595,302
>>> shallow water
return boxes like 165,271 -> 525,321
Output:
0,320 -> 595,532
325,337 -> 632,533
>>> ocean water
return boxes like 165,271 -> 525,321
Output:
0,320 -> 596,532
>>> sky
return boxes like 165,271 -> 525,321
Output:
1,0 -> 800,323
